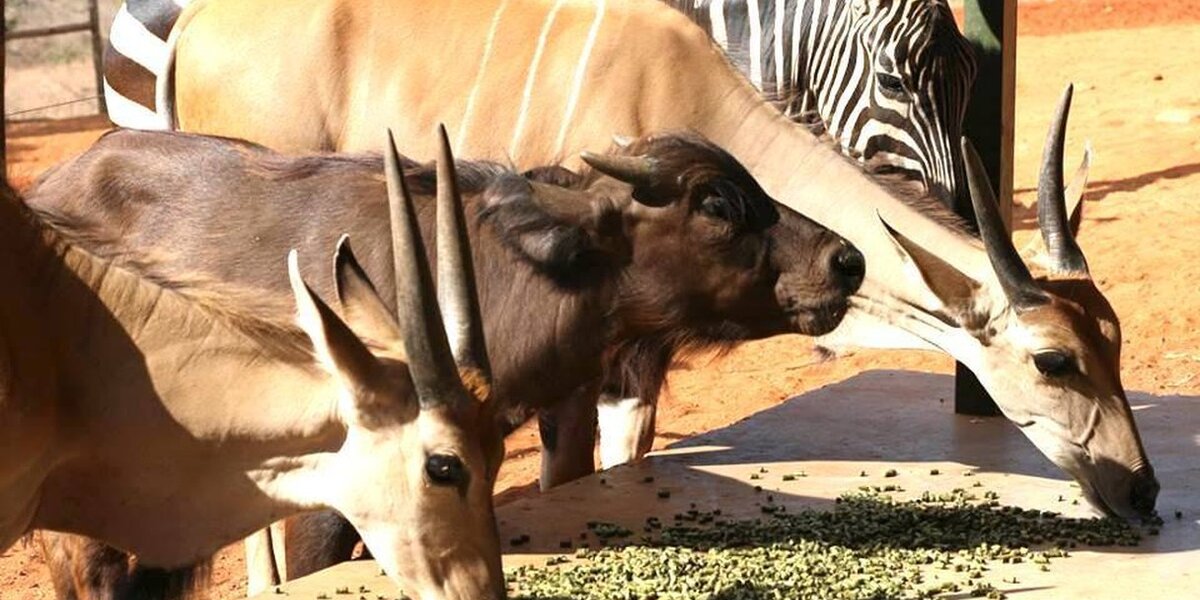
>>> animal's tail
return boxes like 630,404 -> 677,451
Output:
103,0 -> 192,129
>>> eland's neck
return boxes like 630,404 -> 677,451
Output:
10,203 -> 345,565
690,66 -> 997,356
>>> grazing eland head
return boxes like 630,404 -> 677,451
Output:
294,129 -> 505,598
881,86 -> 1156,521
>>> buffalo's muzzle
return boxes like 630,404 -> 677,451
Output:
832,243 -> 865,294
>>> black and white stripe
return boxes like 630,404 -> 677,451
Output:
668,0 -> 977,208
103,0 -> 190,130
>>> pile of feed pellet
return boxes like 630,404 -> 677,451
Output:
506,487 -> 1147,600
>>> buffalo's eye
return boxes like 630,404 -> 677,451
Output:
425,453 -> 467,486
876,73 -> 906,99
700,195 -> 734,221
1033,350 -> 1077,377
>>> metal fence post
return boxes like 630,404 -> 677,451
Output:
88,0 -> 105,113
956,0 -> 1017,416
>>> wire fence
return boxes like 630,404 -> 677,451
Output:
4,93 -> 101,118
4,0 -> 108,121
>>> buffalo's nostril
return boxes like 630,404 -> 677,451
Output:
833,244 -> 865,292
1129,467 -> 1160,516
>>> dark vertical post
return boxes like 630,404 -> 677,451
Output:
956,0 -> 1016,416
2,0 -> 7,174
87,0 -> 105,113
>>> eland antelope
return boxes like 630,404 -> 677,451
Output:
2,133 -> 509,600
102,0 -> 1157,524
662,0 -> 977,211
30,126 -> 863,594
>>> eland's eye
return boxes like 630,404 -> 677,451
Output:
1033,350 -> 1077,377
425,453 -> 467,486
876,73 -> 906,98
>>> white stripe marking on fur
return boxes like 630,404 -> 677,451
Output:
173,0 -> 193,8
457,0 -> 512,149
773,0 -> 785,92
748,0 -> 763,87
509,0 -> 567,160
104,80 -> 169,130
791,0 -> 805,90
710,0 -> 727,48
554,0 -> 606,156
110,4 -> 169,76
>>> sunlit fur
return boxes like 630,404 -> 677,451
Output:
2,178 -> 507,599
108,0 -> 1151,535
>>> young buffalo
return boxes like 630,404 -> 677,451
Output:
29,127 -> 863,591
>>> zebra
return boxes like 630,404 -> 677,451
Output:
101,0 -> 191,131
664,0 -> 977,211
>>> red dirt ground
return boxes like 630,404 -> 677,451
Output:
4,1 -> 1200,598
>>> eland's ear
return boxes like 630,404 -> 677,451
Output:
1019,144 -> 1092,264
878,214 -> 982,324
1064,142 -> 1092,237
332,235 -> 404,348
289,249 -> 380,386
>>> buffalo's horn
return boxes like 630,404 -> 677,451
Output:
434,124 -> 491,385
384,129 -> 462,407
1037,84 -> 1090,276
580,151 -> 658,188
962,138 -> 1049,311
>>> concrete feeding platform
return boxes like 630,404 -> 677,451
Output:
262,370 -> 1200,598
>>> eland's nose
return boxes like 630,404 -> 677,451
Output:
1130,467 -> 1160,518
832,244 -> 865,294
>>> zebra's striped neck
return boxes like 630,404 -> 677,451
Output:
665,0 -> 847,116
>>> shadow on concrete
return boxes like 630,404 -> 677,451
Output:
502,370 -> 1198,551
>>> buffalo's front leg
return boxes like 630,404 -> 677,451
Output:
538,385 -> 599,490
597,392 -> 657,469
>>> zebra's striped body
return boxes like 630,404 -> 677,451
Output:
102,0 -> 191,130
667,0 -> 976,209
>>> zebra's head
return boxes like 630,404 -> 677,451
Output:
842,0 -> 976,209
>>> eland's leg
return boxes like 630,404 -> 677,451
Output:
597,393 -> 657,470
537,384 -> 599,490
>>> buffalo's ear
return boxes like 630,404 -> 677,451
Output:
479,174 -> 624,282
521,165 -> 585,188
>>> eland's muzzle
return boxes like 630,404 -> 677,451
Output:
1129,466 -> 1160,519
